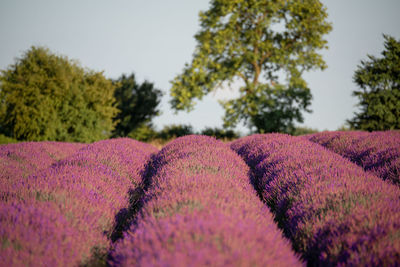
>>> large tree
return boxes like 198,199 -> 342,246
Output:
348,35 -> 400,131
0,46 -> 118,142
170,0 -> 332,133
112,73 -> 163,137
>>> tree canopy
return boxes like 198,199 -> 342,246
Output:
112,73 -> 163,137
348,35 -> 400,131
170,0 -> 332,133
0,46 -> 118,142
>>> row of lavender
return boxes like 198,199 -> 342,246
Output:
0,139 -> 157,266
0,141 -> 85,183
110,135 -> 301,266
1,133 -> 399,266
306,130 -> 400,186
1,141 -> 87,211
231,134 -> 400,266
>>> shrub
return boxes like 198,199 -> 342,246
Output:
156,124 -> 194,140
127,123 -> 157,142
199,127 -> 239,140
0,46 -> 118,142
291,126 -> 319,136
0,134 -> 17,144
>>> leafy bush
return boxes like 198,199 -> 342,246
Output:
291,126 -> 319,136
0,134 -> 17,144
199,127 -> 239,140
127,123 -> 157,142
0,46 -> 118,142
156,124 -> 194,140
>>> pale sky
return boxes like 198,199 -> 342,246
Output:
1,0 -> 399,134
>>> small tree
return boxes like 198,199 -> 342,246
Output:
0,46 -> 118,142
112,73 -> 163,137
348,35 -> 400,131
170,0 -> 332,133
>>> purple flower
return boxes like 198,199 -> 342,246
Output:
231,133 -> 400,266
0,138 -> 157,266
307,130 -> 400,186
111,135 -> 301,266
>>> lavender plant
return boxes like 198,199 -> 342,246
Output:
231,134 -> 400,266
0,141 -> 84,178
307,131 -> 400,185
0,138 -> 157,266
110,135 -> 301,267
0,141 -> 85,202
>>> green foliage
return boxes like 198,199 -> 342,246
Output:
0,134 -> 17,144
127,123 -> 157,142
170,0 -> 332,133
291,126 -> 319,136
336,124 -> 353,131
129,124 -> 240,143
227,85 -> 313,134
157,124 -> 194,140
0,46 -> 118,142
200,127 -> 239,139
112,73 -> 163,137
348,35 -> 400,131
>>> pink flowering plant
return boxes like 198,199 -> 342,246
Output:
231,134 -> 400,266
307,130 -> 400,185
1,132 -> 399,266
111,135 -> 301,267
0,138 -> 157,266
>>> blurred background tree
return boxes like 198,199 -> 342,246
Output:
0,134 -> 17,144
170,0 -> 332,134
291,126 -> 319,136
0,46 -> 118,142
200,127 -> 239,139
156,124 -> 194,140
112,73 -> 162,137
348,35 -> 400,131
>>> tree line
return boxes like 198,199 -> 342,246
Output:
1,0 -> 399,144
0,46 -> 162,143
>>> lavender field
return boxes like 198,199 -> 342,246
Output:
1,132 -> 399,266
306,131 -> 400,186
